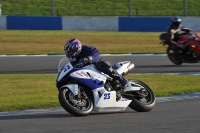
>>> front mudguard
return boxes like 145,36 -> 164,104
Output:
59,84 -> 79,96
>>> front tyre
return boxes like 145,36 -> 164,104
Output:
58,87 -> 93,117
167,46 -> 183,65
127,80 -> 155,112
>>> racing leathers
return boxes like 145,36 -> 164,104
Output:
167,25 -> 192,48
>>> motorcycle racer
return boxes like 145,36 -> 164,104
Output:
64,38 -> 128,90
167,16 -> 196,53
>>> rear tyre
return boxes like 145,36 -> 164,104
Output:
127,80 -> 155,112
167,46 -> 183,65
58,87 -> 93,117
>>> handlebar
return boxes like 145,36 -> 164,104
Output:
74,62 -> 94,68
74,62 -> 85,68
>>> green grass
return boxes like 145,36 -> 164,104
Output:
0,30 -> 165,55
1,0 -> 200,16
0,74 -> 200,112
0,74 -> 59,111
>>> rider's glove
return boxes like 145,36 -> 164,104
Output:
87,56 -> 93,63
79,57 -> 89,64
79,56 -> 93,64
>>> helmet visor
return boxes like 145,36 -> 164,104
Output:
64,47 -> 77,59
173,22 -> 180,27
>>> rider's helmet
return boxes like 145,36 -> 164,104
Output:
64,38 -> 82,60
171,16 -> 181,29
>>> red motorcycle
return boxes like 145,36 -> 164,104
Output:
159,30 -> 200,65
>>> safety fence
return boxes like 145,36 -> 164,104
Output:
0,0 -> 199,16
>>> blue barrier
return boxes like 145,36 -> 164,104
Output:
7,16 -> 62,30
118,17 -> 171,32
1,16 -> 200,31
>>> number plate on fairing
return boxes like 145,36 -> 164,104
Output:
57,63 -> 73,81
104,93 -> 110,100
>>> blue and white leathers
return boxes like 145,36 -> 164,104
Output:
57,57 -> 141,112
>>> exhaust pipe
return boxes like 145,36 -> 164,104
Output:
122,63 -> 135,76
128,63 -> 135,71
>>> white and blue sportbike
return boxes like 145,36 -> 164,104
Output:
56,57 -> 155,117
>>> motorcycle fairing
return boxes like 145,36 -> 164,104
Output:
92,87 -> 132,112
70,69 -> 107,90
57,62 -> 73,81
83,64 -> 100,72
59,84 -> 132,112
57,61 -> 87,81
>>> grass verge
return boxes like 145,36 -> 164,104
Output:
0,74 -> 200,112
0,30 -> 165,55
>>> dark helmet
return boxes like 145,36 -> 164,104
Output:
171,16 -> 181,28
64,38 -> 82,60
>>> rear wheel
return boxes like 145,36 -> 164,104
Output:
125,80 -> 155,112
167,46 -> 183,65
58,87 -> 93,117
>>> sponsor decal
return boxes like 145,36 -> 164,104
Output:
81,71 -> 89,77
76,72 -> 83,77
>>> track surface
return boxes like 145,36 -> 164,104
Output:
0,98 -> 200,133
0,55 -> 200,133
1,55 -> 200,74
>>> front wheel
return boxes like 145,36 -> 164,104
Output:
126,80 -> 155,112
58,87 -> 93,117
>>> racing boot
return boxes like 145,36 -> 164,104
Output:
111,70 -> 128,90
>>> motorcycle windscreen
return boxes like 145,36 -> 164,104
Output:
58,57 -> 69,72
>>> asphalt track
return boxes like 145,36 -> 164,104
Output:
1,54 -> 200,74
0,55 -> 200,133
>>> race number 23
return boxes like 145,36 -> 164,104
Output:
104,93 -> 110,100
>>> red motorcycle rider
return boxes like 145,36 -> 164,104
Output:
159,16 -> 200,65
167,16 -> 198,52
167,16 -> 199,54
